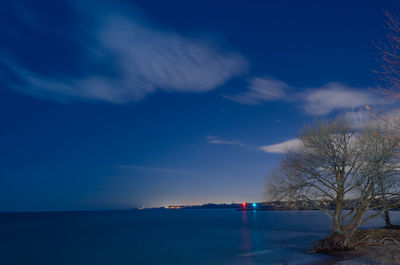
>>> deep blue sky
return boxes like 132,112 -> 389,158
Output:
0,0 -> 398,211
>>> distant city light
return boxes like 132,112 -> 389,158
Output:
165,206 -> 182,209
242,203 -> 246,207
252,203 -> 256,207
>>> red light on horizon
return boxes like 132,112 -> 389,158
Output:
242,203 -> 246,207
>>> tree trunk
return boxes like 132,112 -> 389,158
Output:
383,210 -> 393,229
329,230 -> 352,249
310,229 -> 353,253
329,188 -> 353,249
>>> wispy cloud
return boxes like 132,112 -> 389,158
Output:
342,109 -> 372,128
343,107 -> 400,129
1,3 -> 247,103
116,165 -> 195,175
2,1 -> 389,115
223,77 -> 288,105
260,138 -> 301,154
300,83 -> 389,115
225,77 -> 390,115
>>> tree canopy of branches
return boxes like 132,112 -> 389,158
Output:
371,121 -> 400,228
266,118 -> 400,249
376,11 -> 400,97
373,10 -> 400,226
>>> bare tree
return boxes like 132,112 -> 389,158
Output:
372,10 -> 400,227
375,169 -> 400,229
266,118 -> 400,249
376,11 -> 400,97
366,121 -> 400,228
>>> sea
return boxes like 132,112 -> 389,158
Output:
0,209 -> 398,265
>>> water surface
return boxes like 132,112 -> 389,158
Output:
0,209 -> 397,265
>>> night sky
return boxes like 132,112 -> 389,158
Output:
0,0 -> 398,211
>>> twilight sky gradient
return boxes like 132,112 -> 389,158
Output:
0,0 -> 398,211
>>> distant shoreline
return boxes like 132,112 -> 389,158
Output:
142,202 -> 400,212
1,204 -> 399,214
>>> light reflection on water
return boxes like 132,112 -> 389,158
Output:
0,210 -> 398,265
241,210 -> 252,254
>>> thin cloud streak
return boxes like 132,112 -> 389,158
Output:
207,136 -> 301,154
206,136 -> 251,148
116,165 -> 196,175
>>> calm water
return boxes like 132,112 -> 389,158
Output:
0,209 -> 398,265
